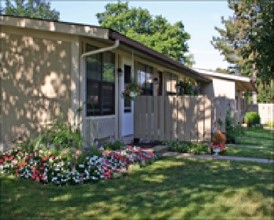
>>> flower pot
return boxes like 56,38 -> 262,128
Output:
212,147 -> 220,156
129,91 -> 138,98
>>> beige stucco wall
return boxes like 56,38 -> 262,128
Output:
203,78 -> 235,99
1,27 -> 72,148
203,78 -> 237,131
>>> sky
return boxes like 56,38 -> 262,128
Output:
50,1 -> 233,70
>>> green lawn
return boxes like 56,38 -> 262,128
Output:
1,157 -> 273,220
223,128 -> 274,159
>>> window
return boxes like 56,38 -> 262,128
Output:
86,44 -> 115,116
137,63 -> 153,95
124,65 -> 132,113
165,72 -> 178,95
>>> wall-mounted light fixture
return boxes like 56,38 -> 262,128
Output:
153,77 -> 159,84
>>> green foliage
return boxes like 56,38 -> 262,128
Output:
165,141 -> 209,155
251,2 -> 274,87
267,121 -> 274,128
87,145 -> 103,157
2,0 -> 59,20
41,120 -> 83,149
215,68 -> 229,74
211,0 -> 255,76
20,119 -> 83,152
257,81 -> 274,103
103,140 -> 125,151
212,0 -> 274,102
96,1 -> 194,66
165,141 -> 190,153
188,143 -> 209,155
225,108 -> 244,143
244,112 -> 261,127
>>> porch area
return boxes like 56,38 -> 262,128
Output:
134,96 -> 212,143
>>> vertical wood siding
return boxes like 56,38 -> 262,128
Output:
134,96 -> 212,142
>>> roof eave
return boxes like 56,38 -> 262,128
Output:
0,15 -> 110,40
109,30 -> 211,83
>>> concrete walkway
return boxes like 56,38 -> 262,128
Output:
143,145 -> 274,163
162,152 -> 274,163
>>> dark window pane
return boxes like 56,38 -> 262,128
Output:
137,63 -> 153,96
102,83 -> 115,114
124,65 -> 131,84
86,80 -> 100,116
86,54 -> 101,81
103,52 -> 115,82
85,44 -> 115,116
138,64 -> 146,88
124,98 -> 131,113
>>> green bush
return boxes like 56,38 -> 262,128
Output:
244,112 -> 261,127
103,140 -> 125,151
188,143 -> 209,155
225,107 -> 245,143
20,119 -> 83,152
165,141 -> 208,155
267,121 -> 274,128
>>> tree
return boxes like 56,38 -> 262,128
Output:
211,0 -> 257,76
212,0 -> 274,102
215,68 -> 229,74
96,2 -> 194,66
1,0 -> 59,20
251,1 -> 274,84
255,1 -> 274,103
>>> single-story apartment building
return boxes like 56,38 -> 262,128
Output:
1,15 -> 213,150
194,68 -> 256,131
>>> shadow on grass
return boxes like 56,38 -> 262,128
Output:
1,158 -> 274,219
236,128 -> 274,145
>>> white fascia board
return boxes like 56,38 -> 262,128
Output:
0,15 -> 109,40
193,68 -> 251,83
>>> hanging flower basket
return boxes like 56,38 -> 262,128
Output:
123,82 -> 142,99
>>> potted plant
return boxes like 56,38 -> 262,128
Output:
123,82 -> 143,98
210,130 -> 226,155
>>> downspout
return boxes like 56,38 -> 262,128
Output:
80,39 -> 120,148
81,40 -> 120,59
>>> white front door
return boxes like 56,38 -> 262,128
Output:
120,60 -> 134,136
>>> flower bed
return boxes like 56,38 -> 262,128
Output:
0,145 -> 157,186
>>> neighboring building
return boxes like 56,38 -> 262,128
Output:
194,68 -> 256,131
0,15 -> 211,150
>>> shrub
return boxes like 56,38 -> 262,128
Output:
165,141 -> 190,153
267,121 -> 274,128
244,112 -> 261,127
225,107 -> 244,143
188,143 -> 209,155
23,119 -> 83,152
103,140 -> 125,151
165,141 -> 208,155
